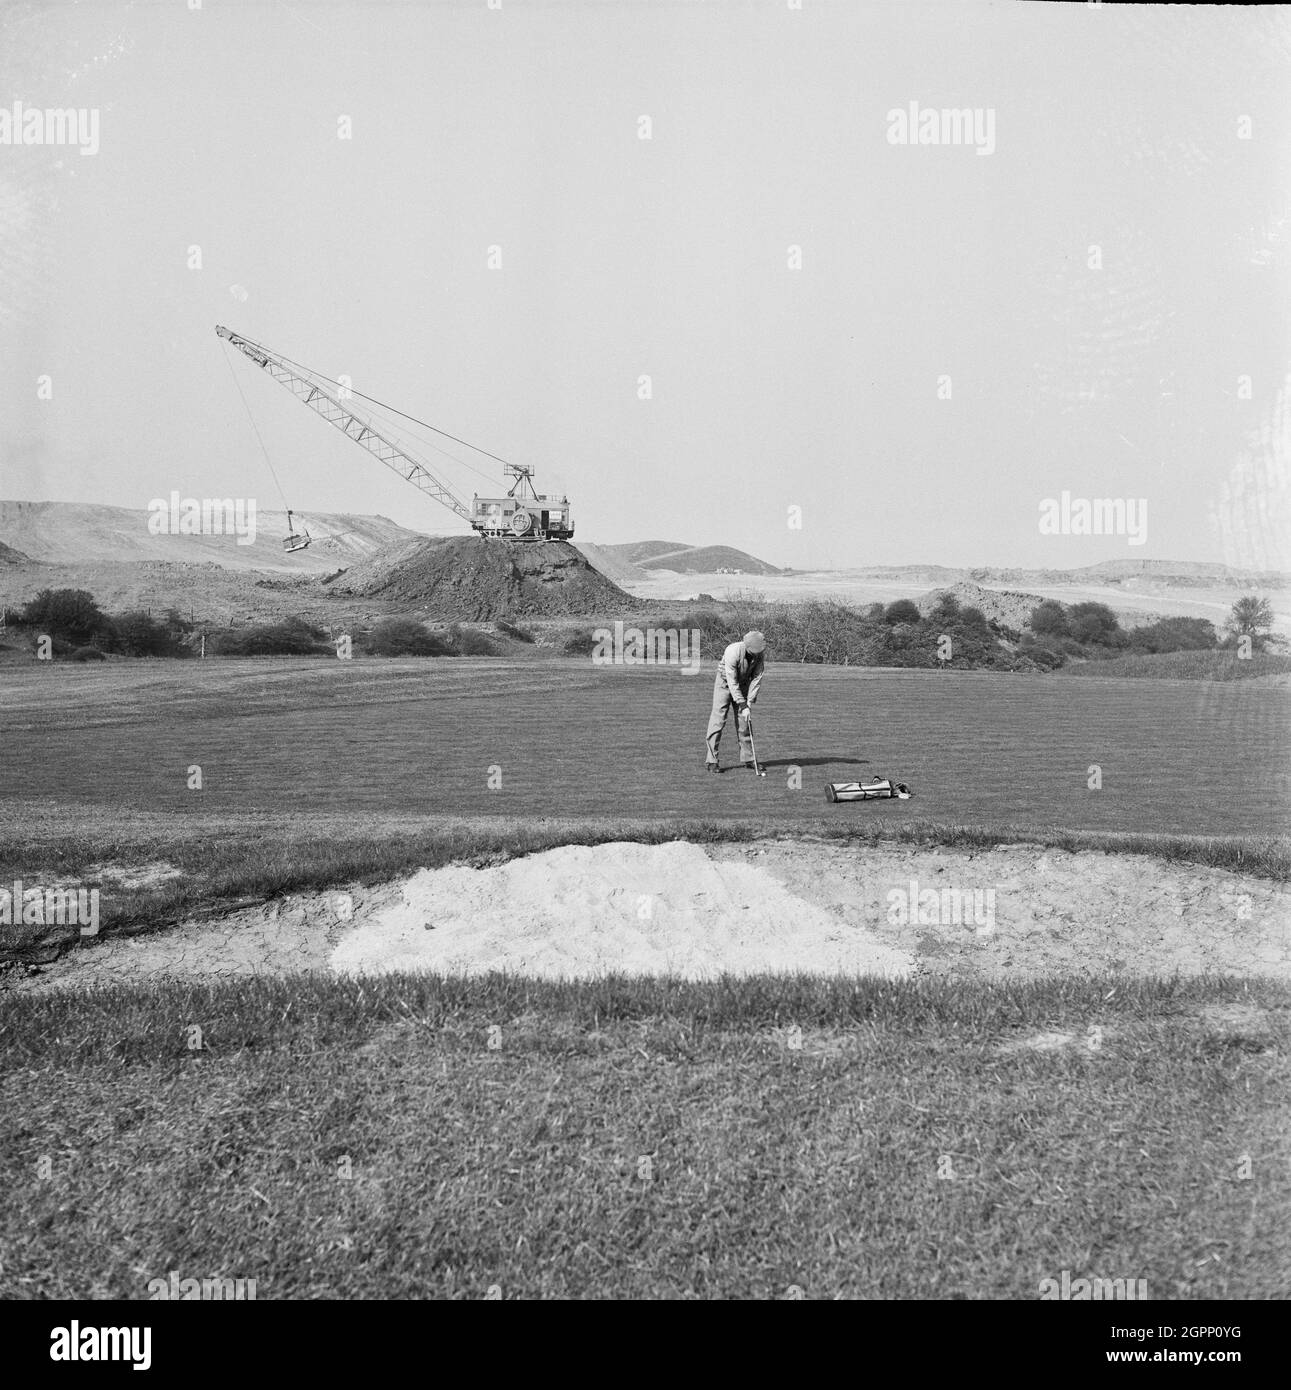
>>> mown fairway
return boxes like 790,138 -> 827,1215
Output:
1,658 -> 1287,835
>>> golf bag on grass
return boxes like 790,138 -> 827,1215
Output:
826,777 -> 912,802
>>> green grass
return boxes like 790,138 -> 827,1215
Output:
2,972 -> 1286,1299
1063,650 -> 1291,680
1,658 -> 1287,837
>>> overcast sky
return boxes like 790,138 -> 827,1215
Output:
2,1 -> 1288,570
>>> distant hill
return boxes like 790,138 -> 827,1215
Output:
844,564 -> 974,584
571,542 -> 649,584
974,560 -> 1288,589
840,560 -> 1287,589
612,541 -> 696,565
0,539 -> 30,564
598,541 -> 781,576
0,501 -> 427,572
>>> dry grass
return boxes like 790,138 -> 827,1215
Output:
2,972 -> 1286,1299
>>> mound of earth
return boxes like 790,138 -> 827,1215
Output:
323,536 -> 636,617
918,580 -> 1199,633
332,841 -> 912,980
917,581 -> 1047,630
0,539 -> 30,564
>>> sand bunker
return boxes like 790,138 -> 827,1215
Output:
330,841 -> 912,979
7,839 -> 1287,994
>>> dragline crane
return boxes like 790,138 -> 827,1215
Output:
215,326 -> 574,545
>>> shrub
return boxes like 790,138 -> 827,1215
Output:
1226,595 -> 1276,652
20,588 -> 110,646
775,599 -> 879,665
1067,601 -> 1124,646
1018,633 -> 1066,669
868,620 -> 938,667
450,624 -> 498,656
362,619 -> 455,657
883,599 -> 921,626
563,628 -> 600,656
686,609 -> 742,652
212,616 -> 332,656
1129,616 -> 1218,654
113,610 -> 190,658
928,593 -> 961,624
1029,601 -> 1069,639
68,646 -> 107,662
561,599 -> 1041,671
162,607 -> 195,634
939,621 -> 1010,667
1025,645 -> 1064,671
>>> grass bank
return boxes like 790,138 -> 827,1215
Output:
1062,650 -> 1291,681
2,972 -> 1285,1299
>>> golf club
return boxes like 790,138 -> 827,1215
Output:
745,709 -> 767,777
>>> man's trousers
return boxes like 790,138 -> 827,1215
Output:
705,673 -> 753,765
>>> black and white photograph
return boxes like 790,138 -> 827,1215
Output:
1,0 -> 1287,1343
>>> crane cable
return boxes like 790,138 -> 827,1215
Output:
220,340 -> 295,515
327,388 -> 499,487
235,333 -> 513,483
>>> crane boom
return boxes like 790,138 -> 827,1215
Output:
215,325 -> 473,523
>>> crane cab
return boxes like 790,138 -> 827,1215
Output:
471,466 -> 573,542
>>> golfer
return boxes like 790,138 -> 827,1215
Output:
705,630 -> 766,772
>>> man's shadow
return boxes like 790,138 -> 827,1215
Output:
757,755 -> 869,769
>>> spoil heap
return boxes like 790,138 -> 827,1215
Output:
324,536 -> 636,618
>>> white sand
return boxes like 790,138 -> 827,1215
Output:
328,840 -> 914,980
